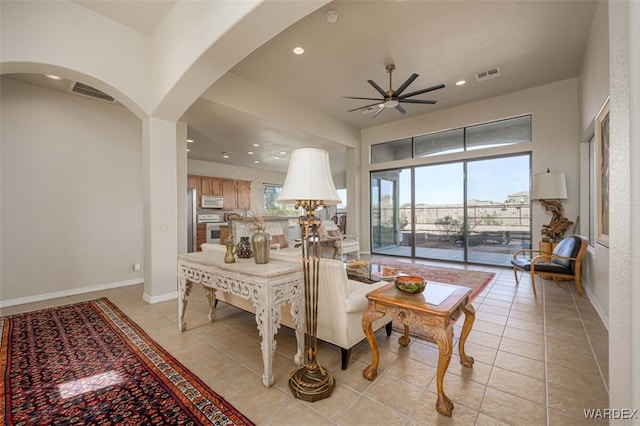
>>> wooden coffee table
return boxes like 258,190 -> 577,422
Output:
361,282 -> 475,417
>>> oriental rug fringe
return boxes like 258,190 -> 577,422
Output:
0,298 -> 253,426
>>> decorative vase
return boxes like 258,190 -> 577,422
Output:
252,230 -> 270,264
236,236 -> 253,258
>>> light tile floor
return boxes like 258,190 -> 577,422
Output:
2,257 -> 609,425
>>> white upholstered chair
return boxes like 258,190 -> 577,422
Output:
319,220 -> 360,259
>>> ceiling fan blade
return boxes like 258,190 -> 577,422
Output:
372,106 -> 386,117
393,73 -> 419,97
348,102 -> 382,112
398,98 -> 437,105
395,104 -> 407,115
343,96 -> 384,101
367,79 -> 388,97
398,83 -> 446,99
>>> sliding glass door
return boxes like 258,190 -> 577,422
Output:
466,155 -> 531,264
371,169 -> 411,255
414,163 -> 464,261
371,154 -> 531,266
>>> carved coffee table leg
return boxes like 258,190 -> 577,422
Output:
459,303 -> 475,368
431,325 -> 455,417
362,307 -> 385,381
397,321 -> 411,346
178,279 -> 192,332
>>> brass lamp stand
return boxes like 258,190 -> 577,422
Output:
276,148 -> 341,402
287,201 -> 335,401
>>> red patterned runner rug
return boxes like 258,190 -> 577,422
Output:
0,298 -> 253,426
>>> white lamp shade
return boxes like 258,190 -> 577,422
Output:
277,148 -> 341,205
532,171 -> 567,200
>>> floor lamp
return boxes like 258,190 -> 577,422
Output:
277,148 -> 340,402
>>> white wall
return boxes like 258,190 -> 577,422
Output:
359,78 -> 580,257
0,77 -> 143,305
578,0 -> 609,325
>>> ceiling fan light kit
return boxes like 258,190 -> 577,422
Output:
345,63 -> 445,117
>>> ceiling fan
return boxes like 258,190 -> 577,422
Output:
345,64 -> 445,117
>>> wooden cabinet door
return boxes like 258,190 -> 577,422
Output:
196,223 -> 206,251
222,179 -> 237,209
201,177 -> 222,196
236,180 -> 251,210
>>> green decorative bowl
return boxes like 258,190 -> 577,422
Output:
394,276 -> 426,294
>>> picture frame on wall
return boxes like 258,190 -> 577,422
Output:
596,97 -> 610,247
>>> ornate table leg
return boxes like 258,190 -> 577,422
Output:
178,278 -> 192,332
255,300 -> 275,387
398,323 -> 411,346
459,303 -> 475,368
430,325 -> 455,417
362,307 -> 385,381
204,287 -> 217,322
290,285 -> 304,366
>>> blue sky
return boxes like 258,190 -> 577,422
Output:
398,155 -> 530,205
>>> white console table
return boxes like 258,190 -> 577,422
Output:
177,251 -> 304,387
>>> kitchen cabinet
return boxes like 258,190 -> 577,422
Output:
196,223 -> 206,251
220,225 -> 232,245
201,177 -> 222,196
222,179 -> 237,210
236,180 -> 251,210
187,175 -> 252,211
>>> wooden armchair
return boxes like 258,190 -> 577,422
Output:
511,235 -> 588,296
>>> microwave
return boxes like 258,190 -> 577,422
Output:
201,195 -> 223,209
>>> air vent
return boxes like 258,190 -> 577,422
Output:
69,82 -> 116,103
475,67 -> 501,82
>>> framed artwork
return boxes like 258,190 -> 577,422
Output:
596,97 -> 610,247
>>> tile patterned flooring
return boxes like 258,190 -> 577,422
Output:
1,257 -> 609,425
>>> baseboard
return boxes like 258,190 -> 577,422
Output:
584,282 -> 609,330
143,291 -> 178,304
0,278 -> 144,308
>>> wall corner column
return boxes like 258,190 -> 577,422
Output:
142,117 -> 179,303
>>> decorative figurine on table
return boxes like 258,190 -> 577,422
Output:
224,236 -> 236,263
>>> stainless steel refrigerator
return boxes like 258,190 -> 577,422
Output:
187,188 -> 197,252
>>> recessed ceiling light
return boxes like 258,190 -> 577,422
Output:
187,139 -> 194,143
274,157 -> 280,160
293,47 -> 304,55
456,80 -> 466,86
45,74 -> 62,80
186,148 -> 190,152
280,151 -> 286,155
248,151 -> 254,155
222,152 -> 230,158
254,160 -> 260,164
252,143 -> 260,147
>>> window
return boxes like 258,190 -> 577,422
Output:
414,129 -> 464,157
371,115 -> 531,163
263,184 -> 300,217
371,138 -> 412,164
466,115 -> 532,151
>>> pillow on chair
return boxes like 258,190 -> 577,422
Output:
271,234 -> 289,249
327,229 -> 341,238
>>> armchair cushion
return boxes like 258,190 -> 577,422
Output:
271,233 -> 289,249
